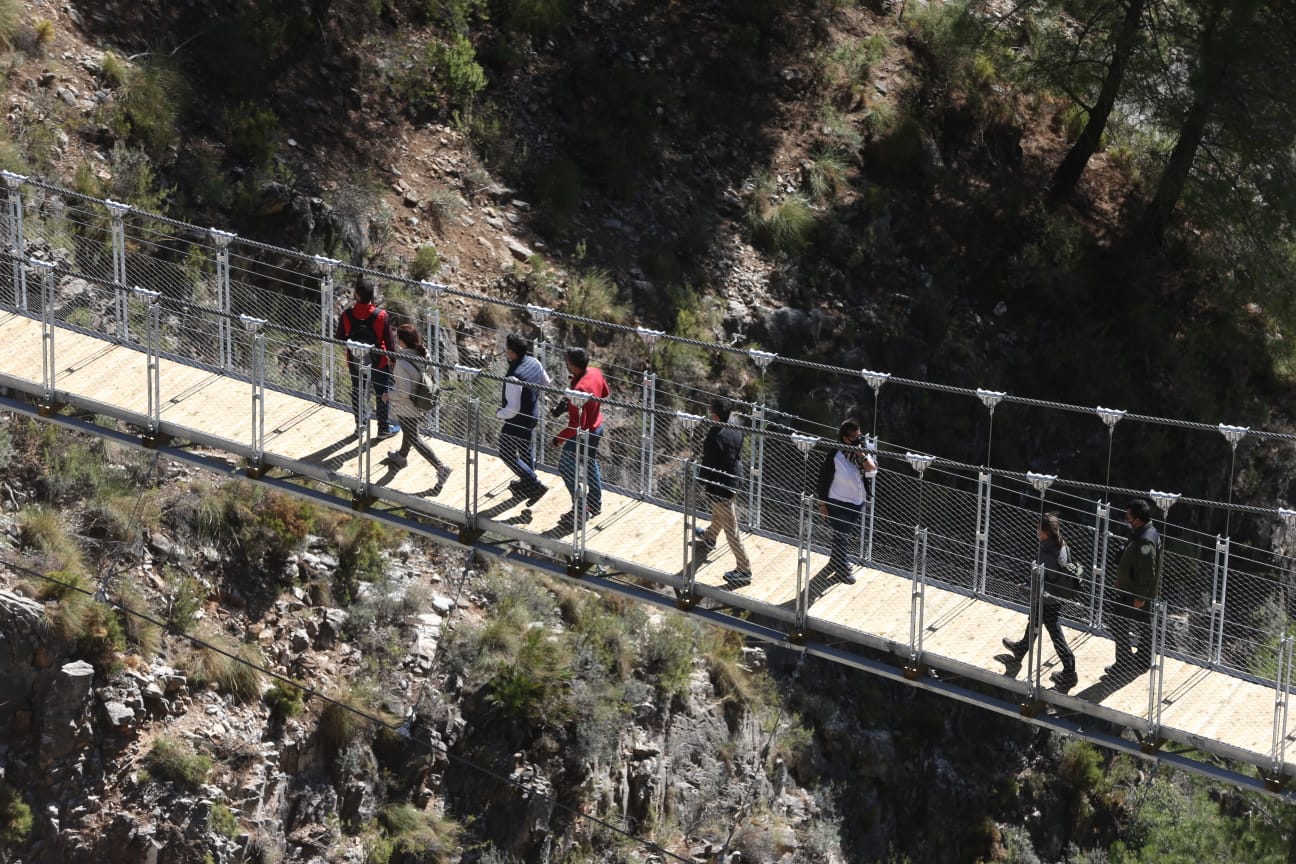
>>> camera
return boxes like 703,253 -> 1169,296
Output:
550,397 -> 570,417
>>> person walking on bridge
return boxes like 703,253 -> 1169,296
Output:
1001,513 -> 1079,691
553,347 -> 608,529
816,418 -> 876,585
1107,497 -> 1161,676
382,325 -> 452,485
694,396 -> 753,587
336,276 -> 400,438
497,332 -> 551,505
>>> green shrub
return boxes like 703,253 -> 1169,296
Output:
184,630 -> 264,702
220,102 -> 279,169
146,736 -> 212,788
99,51 -> 129,88
162,568 -> 205,634
702,629 -> 769,716
0,782 -> 31,844
504,0 -> 570,34
19,506 -> 85,573
32,18 -> 55,49
210,801 -> 239,838
111,58 -> 188,157
426,34 -> 486,112
409,245 -> 442,281
317,683 -> 377,751
265,680 -> 304,722
563,268 -> 627,329
0,0 -> 19,48
334,517 -> 396,602
486,626 -> 573,722
367,803 -> 462,864
745,179 -> 816,255
114,580 -> 162,657
804,146 -> 850,203
643,615 -> 698,700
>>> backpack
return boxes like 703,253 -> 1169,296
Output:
410,363 -> 436,412
345,308 -> 386,364
1048,545 -> 1085,600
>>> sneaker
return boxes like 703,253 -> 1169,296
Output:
1001,637 -> 1026,660
693,527 -> 717,551
385,423 -> 402,436
436,464 -> 452,485
508,479 -> 526,495
840,569 -> 857,585
385,451 -> 408,468
1050,669 -> 1078,690
525,483 -> 548,506
723,570 -> 752,588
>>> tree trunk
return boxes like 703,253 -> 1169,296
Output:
1138,0 -> 1260,245
1139,95 -> 1211,245
1048,0 -> 1148,205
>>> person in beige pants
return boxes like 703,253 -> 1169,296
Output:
694,396 -> 752,587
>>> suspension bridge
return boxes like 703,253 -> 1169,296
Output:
1,173 -> 1295,799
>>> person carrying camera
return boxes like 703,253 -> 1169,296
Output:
497,332 -> 551,505
816,418 -> 876,585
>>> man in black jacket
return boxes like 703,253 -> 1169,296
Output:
694,397 -> 753,587
816,418 -> 877,585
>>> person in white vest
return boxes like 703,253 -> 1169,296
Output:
815,418 -> 876,585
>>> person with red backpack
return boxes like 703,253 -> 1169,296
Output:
335,276 -> 400,438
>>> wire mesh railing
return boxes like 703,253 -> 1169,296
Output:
3,173 -> 1296,698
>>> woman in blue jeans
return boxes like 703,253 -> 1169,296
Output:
815,418 -> 876,584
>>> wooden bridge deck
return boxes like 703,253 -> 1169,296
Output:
0,311 -> 1288,779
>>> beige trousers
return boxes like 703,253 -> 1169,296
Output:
704,495 -> 751,573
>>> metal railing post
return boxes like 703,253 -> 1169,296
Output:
909,525 -> 930,667
465,396 -> 481,531
105,199 -> 130,340
210,229 -> 236,370
354,351 -> 373,496
1024,562 -> 1046,701
535,339 -> 550,466
573,428 -> 591,557
972,470 -> 992,595
3,172 -> 26,310
1146,599 -> 1169,742
682,459 -> 699,601
430,305 -> 444,434
133,287 -> 162,432
33,260 -> 56,402
748,405 -> 767,532
862,433 -> 879,564
315,256 -> 339,400
1090,500 -> 1112,628
243,316 -> 268,465
794,493 -> 815,639
1271,635 -> 1293,780
1209,535 -> 1230,666
640,371 -> 656,497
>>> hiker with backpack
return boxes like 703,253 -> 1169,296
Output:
382,324 -> 452,484
1001,512 -> 1079,691
336,276 -> 400,438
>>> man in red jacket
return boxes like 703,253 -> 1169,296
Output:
335,277 -> 399,438
552,347 -> 609,526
